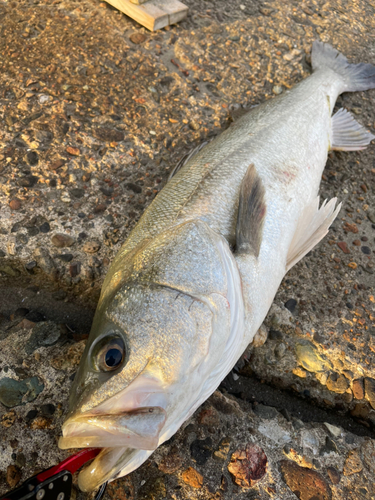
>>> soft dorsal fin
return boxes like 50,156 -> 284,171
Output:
286,197 -> 341,272
236,163 -> 267,257
331,108 -> 375,151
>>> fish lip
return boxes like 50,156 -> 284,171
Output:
59,406 -> 167,452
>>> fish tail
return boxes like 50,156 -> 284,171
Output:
311,41 -> 375,92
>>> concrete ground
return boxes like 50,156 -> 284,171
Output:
0,0 -> 375,498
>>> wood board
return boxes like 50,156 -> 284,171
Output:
105,0 -> 188,31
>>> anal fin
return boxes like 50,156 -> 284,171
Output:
286,197 -> 341,272
332,108 -> 375,151
236,164 -> 266,257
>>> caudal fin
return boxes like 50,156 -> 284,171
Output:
312,41 -> 375,92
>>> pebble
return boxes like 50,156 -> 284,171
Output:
92,127 -> 124,142
327,466 -> 340,485
26,150 -> 39,165
0,377 -> 44,408
343,450 -> 363,475
274,342 -> 286,359
361,440 -> 375,474
70,188 -> 84,199
253,404 -> 278,420
94,203 -> 107,213
258,420 -> 291,444
252,323 -> 268,347
352,379 -> 364,400
213,437 -> 231,461
51,233 -> 75,248
190,437 -> 212,465
364,378 -> 375,409
300,429 -> 319,454
39,222 -> 50,233
337,241 -> 350,254
181,467 -> 203,489
323,422 -> 341,438
25,321 -> 61,354
284,298 -> 297,313
66,146 -> 80,156
228,444 -> 267,487
272,85 -> 283,95
268,329 -> 283,340
61,192 -> 71,203
50,341 -> 86,370
326,373 -> 349,394
26,409 -> 38,421
6,465 -> 21,489
70,261 -> 81,277
126,182 -> 142,194
57,253 -> 73,262
50,159 -> 65,170
30,416 -> 53,429
197,407 -> 220,426
129,32 -> 147,44
295,341 -> 331,372
33,247 -> 56,276
1,410 -> 17,428
158,448 -> 183,474
361,246 -> 371,254
279,460 -> 331,500
106,477 -> 135,500
9,198 -> 21,210
41,403 -> 56,416
83,240 -> 101,254
320,436 -> 338,455
38,94 -> 50,104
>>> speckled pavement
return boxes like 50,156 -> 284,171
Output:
1,0 -> 375,498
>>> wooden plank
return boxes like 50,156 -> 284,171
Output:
105,0 -> 188,31
156,0 -> 188,24
129,0 -> 149,5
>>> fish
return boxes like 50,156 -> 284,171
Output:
59,41 -> 375,491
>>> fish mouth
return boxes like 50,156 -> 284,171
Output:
58,406 -> 166,492
59,406 -> 167,451
59,373 -> 169,491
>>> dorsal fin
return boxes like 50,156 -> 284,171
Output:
236,163 -> 267,257
168,141 -> 210,181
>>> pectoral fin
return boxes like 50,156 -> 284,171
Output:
236,164 -> 267,257
286,197 -> 341,272
331,108 -> 375,151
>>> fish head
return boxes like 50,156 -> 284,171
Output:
59,220 -> 235,491
59,282 -> 220,490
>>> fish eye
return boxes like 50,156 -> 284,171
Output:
93,336 -> 125,372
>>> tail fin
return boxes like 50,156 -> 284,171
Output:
311,41 -> 375,92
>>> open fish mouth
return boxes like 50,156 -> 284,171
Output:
59,406 -> 167,491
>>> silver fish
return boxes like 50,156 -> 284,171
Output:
59,41 -> 375,491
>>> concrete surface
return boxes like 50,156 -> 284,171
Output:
0,0 -> 375,498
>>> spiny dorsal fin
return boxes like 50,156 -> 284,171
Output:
168,141 -> 211,181
332,108 -> 375,151
236,164 -> 267,257
286,197 -> 341,272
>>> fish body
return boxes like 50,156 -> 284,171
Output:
59,42 -> 375,491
